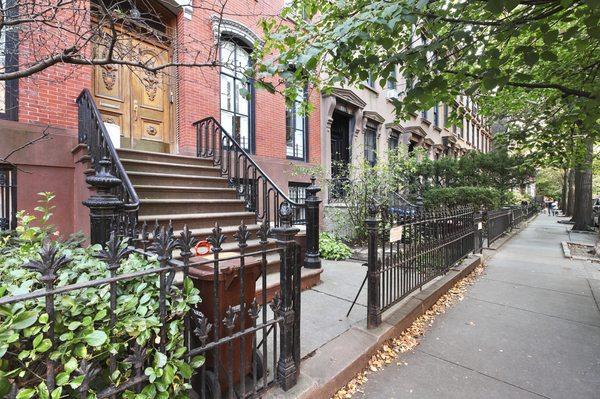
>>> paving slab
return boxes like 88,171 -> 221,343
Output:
417,298 -> 600,399
359,348 -> 543,399
467,278 -> 600,326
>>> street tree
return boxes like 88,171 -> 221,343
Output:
257,0 -> 599,229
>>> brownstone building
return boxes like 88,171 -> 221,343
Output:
0,0 -> 321,237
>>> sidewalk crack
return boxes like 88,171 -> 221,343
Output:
415,349 -> 551,399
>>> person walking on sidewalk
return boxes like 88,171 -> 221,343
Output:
547,200 -> 554,216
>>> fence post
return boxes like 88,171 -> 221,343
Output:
474,210 -> 483,253
83,156 -> 123,246
304,175 -> 322,269
273,202 -> 300,391
366,202 -> 381,329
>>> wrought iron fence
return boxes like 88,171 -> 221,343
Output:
0,163 -> 17,231
366,205 -> 477,328
511,206 -> 525,228
486,208 -> 512,247
0,205 -> 302,398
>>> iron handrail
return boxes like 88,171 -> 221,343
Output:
193,116 -> 304,226
76,89 -> 139,232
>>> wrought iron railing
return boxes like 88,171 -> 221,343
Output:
0,163 -> 17,231
193,117 -> 304,227
0,208 -> 302,398
366,205 -> 477,328
76,89 -> 139,239
486,208 -> 512,247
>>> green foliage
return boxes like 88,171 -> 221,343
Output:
259,0 -> 600,170
535,168 -> 564,199
0,194 -> 203,398
325,147 -> 417,241
412,150 -> 534,204
319,233 -> 353,261
423,187 -> 501,210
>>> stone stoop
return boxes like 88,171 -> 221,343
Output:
116,148 -> 321,296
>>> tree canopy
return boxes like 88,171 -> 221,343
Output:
258,0 -> 599,164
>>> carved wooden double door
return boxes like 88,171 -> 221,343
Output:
93,35 -> 173,153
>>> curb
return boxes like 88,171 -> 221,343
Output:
266,255 -> 482,399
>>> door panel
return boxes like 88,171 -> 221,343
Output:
92,35 -> 172,153
130,43 -> 171,152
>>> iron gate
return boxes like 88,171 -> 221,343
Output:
0,163 -> 17,231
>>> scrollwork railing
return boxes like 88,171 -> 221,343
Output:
77,89 -> 139,239
193,117 -> 305,227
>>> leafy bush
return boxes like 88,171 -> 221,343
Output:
319,233 -> 353,261
423,186 -> 501,210
0,194 -> 203,398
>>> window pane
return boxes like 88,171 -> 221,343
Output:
220,74 -> 234,112
235,80 -> 249,115
221,110 -> 234,135
295,128 -> 304,158
238,115 -> 249,150
220,41 -> 235,75
236,47 -> 250,74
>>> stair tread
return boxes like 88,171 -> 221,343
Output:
121,158 -> 219,171
117,149 -> 206,162
140,199 -> 244,204
138,211 -> 256,221
128,171 -> 226,180
134,185 -> 236,192
146,224 -> 264,238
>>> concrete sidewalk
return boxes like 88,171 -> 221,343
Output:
358,215 -> 600,399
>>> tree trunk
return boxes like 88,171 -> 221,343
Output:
567,169 -> 576,217
560,168 -> 568,212
573,140 -> 594,231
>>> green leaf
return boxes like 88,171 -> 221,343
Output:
155,352 -> 167,368
522,50 -> 539,66
485,0 -> 504,14
84,330 -> 107,347
16,388 -> 36,399
12,311 -> 37,330
163,364 -> 175,385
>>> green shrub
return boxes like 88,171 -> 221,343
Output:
319,233 -> 353,261
423,186 -> 501,210
0,194 -> 203,398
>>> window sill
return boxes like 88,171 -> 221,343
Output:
364,85 -> 379,95
287,156 -> 308,163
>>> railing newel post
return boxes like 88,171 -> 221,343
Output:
272,202 -> 300,391
366,202 -> 382,329
83,156 -> 123,246
304,175 -> 322,269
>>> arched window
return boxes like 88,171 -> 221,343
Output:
220,39 -> 253,152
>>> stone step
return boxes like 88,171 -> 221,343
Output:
128,172 -> 229,188
138,211 -> 256,230
135,185 -> 239,200
121,158 -> 222,177
116,148 -> 214,166
139,198 -> 247,216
